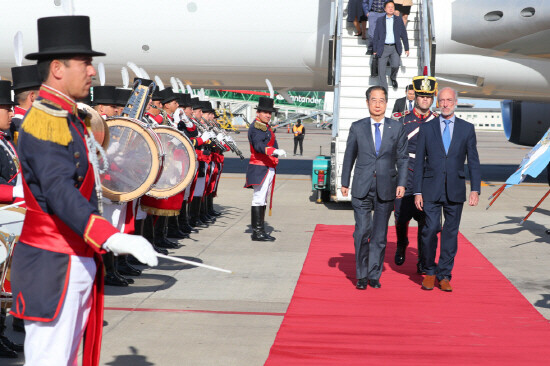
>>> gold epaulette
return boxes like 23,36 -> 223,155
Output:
254,121 -> 267,131
22,100 -> 72,146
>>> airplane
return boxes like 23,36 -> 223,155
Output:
0,0 -> 547,146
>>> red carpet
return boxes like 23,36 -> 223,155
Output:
265,225 -> 550,365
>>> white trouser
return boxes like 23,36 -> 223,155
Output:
24,255 -> 96,366
193,176 -> 206,197
252,168 -> 275,206
184,185 -> 191,200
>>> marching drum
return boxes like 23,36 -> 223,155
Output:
101,117 -> 165,202
147,126 -> 197,198
78,102 -> 110,151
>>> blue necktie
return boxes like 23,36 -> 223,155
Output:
374,123 -> 382,156
442,120 -> 451,154
408,100 -> 413,111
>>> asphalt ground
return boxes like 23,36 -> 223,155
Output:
4,125 -> 550,365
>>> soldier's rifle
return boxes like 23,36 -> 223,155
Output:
202,118 -> 245,160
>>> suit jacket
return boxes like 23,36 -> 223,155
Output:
413,117 -> 481,202
392,97 -> 415,114
373,14 -> 409,56
341,117 -> 408,200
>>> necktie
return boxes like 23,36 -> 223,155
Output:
408,100 -> 413,111
374,123 -> 382,156
442,120 -> 451,154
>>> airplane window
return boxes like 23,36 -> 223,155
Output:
521,8 -> 535,17
484,11 -> 503,21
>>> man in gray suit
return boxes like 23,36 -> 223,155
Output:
341,86 -> 408,290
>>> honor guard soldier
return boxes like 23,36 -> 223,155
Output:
9,65 -> 42,144
0,80 -> 24,358
244,97 -> 286,241
188,97 -> 215,228
393,75 -> 438,274
9,16 -> 157,366
143,86 -> 164,125
114,87 -> 132,116
93,85 -> 118,118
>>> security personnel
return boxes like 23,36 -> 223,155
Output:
9,16 -> 157,366
393,75 -> 438,274
9,65 -> 42,144
292,119 -> 305,155
0,80 -> 24,358
244,97 -> 286,241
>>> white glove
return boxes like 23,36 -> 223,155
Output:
226,135 -> 235,143
201,131 -> 214,141
184,118 -> 194,128
103,233 -> 158,267
216,133 -> 225,142
273,149 -> 287,157
12,185 -> 24,199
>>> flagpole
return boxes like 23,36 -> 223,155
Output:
486,184 -> 506,210
520,188 -> 550,224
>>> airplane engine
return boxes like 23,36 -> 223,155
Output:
502,101 -> 550,146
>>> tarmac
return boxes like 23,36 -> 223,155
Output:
4,124 -> 550,365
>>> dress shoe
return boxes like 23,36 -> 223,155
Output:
0,336 -> 23,352
12,317 -> 25,333
439,278 -> 453,292
546,229 -> 550,235
0,338 -> 18,358
394,246 -> 406,266
104,273 -> 128,287
251,230 -> 271,242
155,237 -> 178,249
368,279 -> 381,288
356,278 -> 368,290
391,79 -> 398,89
416,262 -> 426,275
422,275 -> 436,290
150,245 -> 168,255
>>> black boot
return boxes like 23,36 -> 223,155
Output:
251,206 -> 270,241
417,220 -> 426,274
189,198 -> 208,228
142,216 -> 168,255
103,253 -> 129,286
154,216 -> 178,248
178,201 -> 197,233
0,310 -> 22,356
207,195 -> 221,217
200,198 -> 215,224
167,216 -> 189,239
394,221 -> 409,266
260,206 -> 276,241
117,255 -> 142,276
12,317 -> 24,333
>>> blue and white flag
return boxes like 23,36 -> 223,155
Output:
505,128 -> 550,188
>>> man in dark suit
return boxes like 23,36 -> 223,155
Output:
373,1 -> 409,91
392,84 -> 415,114
413,87 -> 481,292
341,86 -> 408,290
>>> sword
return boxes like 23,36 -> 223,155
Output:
0,201 -> 25,211
155,253 -> 232,274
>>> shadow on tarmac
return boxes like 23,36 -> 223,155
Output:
105,346 -> 155,366
104,273 -> 177,295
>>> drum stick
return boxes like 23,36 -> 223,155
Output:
155,253 -> 232,274
0,201 -> 25,211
